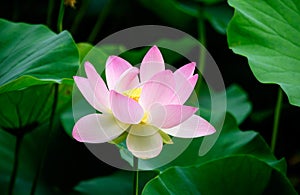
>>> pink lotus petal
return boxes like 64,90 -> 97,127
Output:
84,62 -> 110,111
161,114 -> 216,138
110,90 -> 144,124
105,56 -> 132,90
74,76 -> 108,112
115,67 -> 140,92
172,74 -> 198,104
128,124 -> 159,136
140,46 -> 165,82
139,81 -> 180,110
126,131 -> 163,159
174,62 -> 196,79
148,104 -> 198,128
72,113 -> 128,143
148,70 -> 175,90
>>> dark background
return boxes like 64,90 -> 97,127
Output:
0,0 -> 299,192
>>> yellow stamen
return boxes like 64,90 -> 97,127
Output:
123,88 -> 142,102
123,88 -> 149,124
141,112 -> 149,124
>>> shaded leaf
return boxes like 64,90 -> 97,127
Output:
204,4 -> 234,34
142,156 -> 296,194
74,170 -> 159,194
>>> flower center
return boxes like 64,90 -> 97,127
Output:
123,88 -> 142,102
123,88 -> 148,124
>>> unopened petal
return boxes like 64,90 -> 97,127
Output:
110,90 -> 144,124
140,46 -> 165,82
72,114 -> 128,143
127,132 -> 163,159
161,114 -> 216,138
148,104 -> 197,128
105,56 -> 132,90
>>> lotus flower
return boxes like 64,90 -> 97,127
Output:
73,46 -> 216,159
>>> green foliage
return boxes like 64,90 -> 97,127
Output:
162,113 -> 286,173
143,156 -> 297,195
75,171 -> 159,194
227,0 -> 300,107
0,0 -> 299,192
0,19 -> 78,93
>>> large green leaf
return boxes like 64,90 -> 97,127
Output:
227,0 -> 300,106
0,19 -> 79,93
142,156 -> 297,194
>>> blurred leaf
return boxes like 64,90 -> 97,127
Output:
203,4 -> 233,34
225,84 -> 252,124
74,170 -> 159,194
138,0 -> 195,28
227,0 -> 300,107
199,84 -> 252,124
0,19 -> 79,94
191,0 -> 224,4
142,156 -> 297,194
77,43 -> 93,63
0,124 -> 59,195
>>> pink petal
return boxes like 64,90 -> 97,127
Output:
105,56 -> 132,90
174,62 -> 196,79
74,76 -> 108,112
139,81 -> 180,111
115,67 -> 140,92
84,62 -> 110,111
140,46 -> 165,82
126,131 -> 163,159
161,114 -> 216,138
72,113 -> 128,143
148,70 -> 175,90
148,104 -> 198,128
172,74 -> 198,104
110,90 -> 144,124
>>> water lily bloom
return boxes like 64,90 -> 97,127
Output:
73,46 -> 216,159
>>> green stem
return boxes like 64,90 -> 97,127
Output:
87,0 -> 112,43
271,87 -> 283,153
46,0 -> 55,27
30,84 -> 59,195
8,135 -> 24,195
133,157 -> 139,195
196,8 -> 206,90
57,0 -> 65,33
